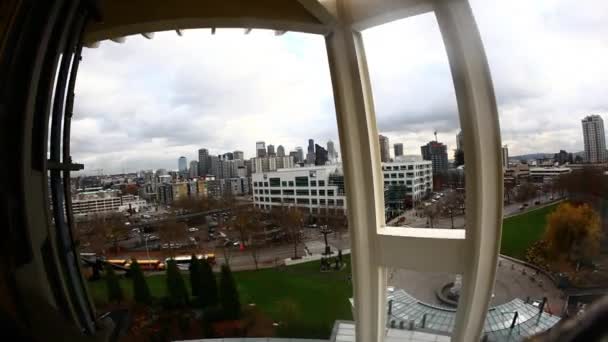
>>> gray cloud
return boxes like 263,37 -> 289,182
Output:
72,1 -> 608,174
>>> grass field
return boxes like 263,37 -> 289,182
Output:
87,258 -> 353,338
500,203 -> 559,259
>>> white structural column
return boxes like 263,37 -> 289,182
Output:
325,2 -> 387,341
324,0 -> 502,341
434,0 -> 504,340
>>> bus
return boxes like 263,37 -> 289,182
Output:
166,254 -> 216,270
107,258 -> 165,271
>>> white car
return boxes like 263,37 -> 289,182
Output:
188,227 -> 199,232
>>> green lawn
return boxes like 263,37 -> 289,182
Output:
87,258 -> 353,338
500,203 -> 559,259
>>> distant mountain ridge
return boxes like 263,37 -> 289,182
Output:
510,151 -> 585,161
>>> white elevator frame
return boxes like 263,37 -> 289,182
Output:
80,0 -> 504,341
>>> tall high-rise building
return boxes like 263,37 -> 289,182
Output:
327,140 -> 337,161
256,141 -> 266,158
289,151 -> 298,161
208,155 -> 220,178
222,152 -> 234,160
295,146 -> 304,162
394,143 -> 404,158
306,140 -> 316,165
198,148 -> 209,176
501,145 -> 509,169
189,160 -> 199,178
315,144 -> 328,165
379,134 -> 390,162
456,130 -> 464,151
267,144 -> 275,157
276,145 -> 285,157
582,115 -> 607,163
178,156 -> 188,174
233,150 -> 244,160
421,141 -> 448,175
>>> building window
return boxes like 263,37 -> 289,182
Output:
311,199 -> 318,204
271,197 -> 282,203
310,180 -> 317,186
400,165 -> 406,170
296,189 -> 309,196
264,182 -> 269,187
384,173 -> 389,178
264,189 -> 269,194
327,190 -> 334,196
318,180 -> 325,186
270,189 -> 281,195
337,199 -> 344,206
408,165 -> 413,170
296,198 -> 309,204
311,189 -> 317,196
319,190 -> 325,196
269,177 -> 281,187
283,189 -> 294,196
288,181 -> 294,187
328,199 -> 335,205
253,182 -> 258,187
320,199 -> 326,205
295,176 -> 308,187
398,173 -> 404,178
390,174 -> 396,178
282,181 -> 287,186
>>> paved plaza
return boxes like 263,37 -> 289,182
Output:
388,256 -> 565,315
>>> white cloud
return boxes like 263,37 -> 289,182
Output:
73,1 -> 608,173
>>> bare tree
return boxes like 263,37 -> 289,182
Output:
157,216 -> 188,257
422,203 -> 440,228
274,206 -> 304,260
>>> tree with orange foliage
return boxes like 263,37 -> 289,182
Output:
544,202 -> 601,269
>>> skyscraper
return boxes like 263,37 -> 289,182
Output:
394,143 -> 404,158
276,145 -> 285,157
582,115 -> 607,163
267,144 -> 275,157
327,140 -> 337,161
306,139 -> 315,165
421,141 -> 448,175
233,150 -> 244,160
456,130 -> 464,151
256,141 -> 266,158
501,145 -> 509,169
178,156 -> 188,174
198,148 -> 209,176
315,144 -> 328,165
208,155 -> 220,178
295,146 -> 304,163
189,160 -> 199,178
379,134 -> 390,162
222,152 -> 234,160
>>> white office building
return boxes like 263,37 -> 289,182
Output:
381,160 -> 433,203
529,167 -> 572,183
252,165 -> 346,214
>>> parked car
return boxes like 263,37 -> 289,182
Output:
188,227 -> 199,232
534,200 -> 541,205
519,205 -> 525,211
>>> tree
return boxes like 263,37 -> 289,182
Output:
130,259 -> 152,304
422,203 -> 440,228
198,259 -> 218,308
104,263 -> 123,303
504,182 -> 516,204
165,260 -> 189,307
219,264 -> 241,319
284,206 -> 304,259
515,182 -> 538,204
454,149 -> 464,167
157,216 -> 188,257
189,255 -> 202,297
440,192 -> 464,229
544,203 -> 602,268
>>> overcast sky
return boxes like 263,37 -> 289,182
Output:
73,0 -> 608,175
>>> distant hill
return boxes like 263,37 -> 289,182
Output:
509,151 -> 585,161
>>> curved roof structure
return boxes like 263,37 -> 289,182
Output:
384,289 -> 560,341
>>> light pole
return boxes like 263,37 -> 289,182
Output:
144,234 -> 150,260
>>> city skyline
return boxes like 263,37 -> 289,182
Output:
71,0 -> 608,174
